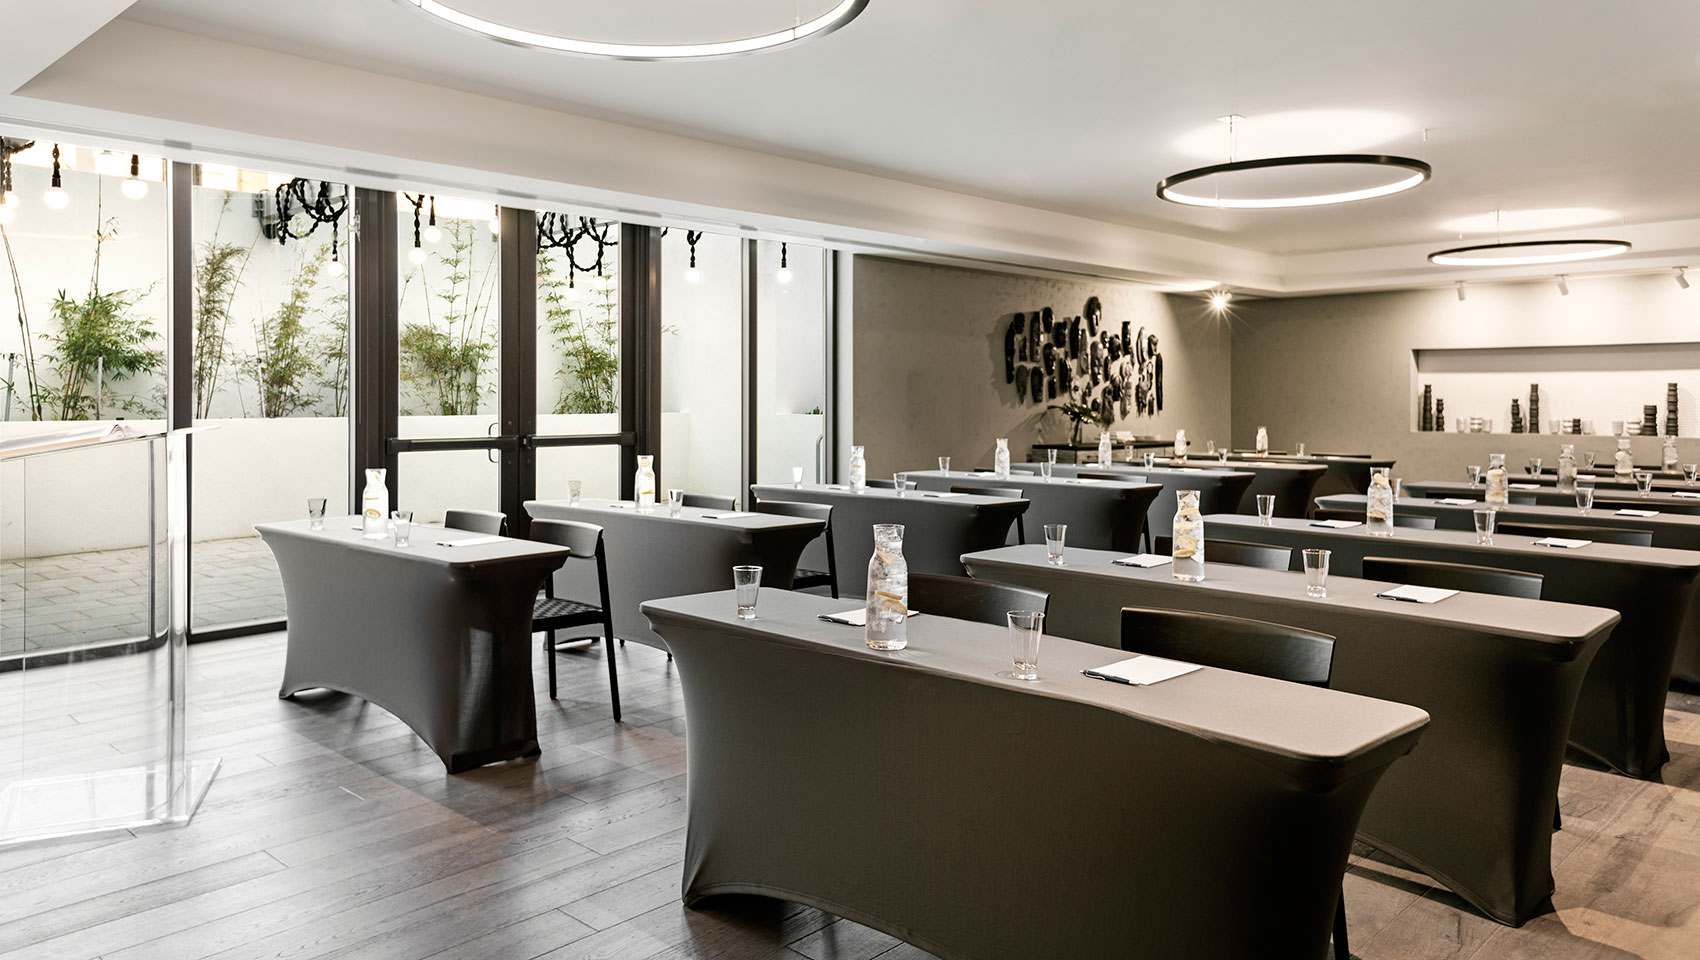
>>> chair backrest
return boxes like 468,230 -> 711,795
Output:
1154,536 -> 1292,570
908,573 -> 1048,627
949,484 -> 1023,499
1119,606 -> 1334,687
681,493 -> 737,511
529,518 -> 605,561
444,508 -> 507,536
1076,471 -> 1129,482
1496,522 -> 1653,546
1393,514 -> 1437,529
751,498 -> 832,525
866,478 -> 898,489
1361,556 -> 1543,600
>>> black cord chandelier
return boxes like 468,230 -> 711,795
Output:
273,178 -> 350,275
539,213 -> 618,293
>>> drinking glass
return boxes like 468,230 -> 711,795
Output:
1584,451 -> 1598,469
1302,549 -> 1330,598
1218,449 -> 1230,464
1207,440 -> 1216,454
1295,443 -> 1306,457
733,565 -> 762,620
1043,524 -> 1067,565
307,497 -> 327,531
1473,507 -> 1496,545
391,510 -> 413,548
1635,471 -> 1654,497
1576,483 -> 1596,514
1466,465 -> 1483,485
1038,460 -> 1053,482
792,467 -> 804,488
1686,464 -> 1699,486
1256,494 -> 1276,525
938,456 -> 951,474
668,488 -> 685,517
894,472 -> 909,497
1527,457 -> 1543,477
568,479 -> 582,506
1142,452 -> 1156,469
1008,610 -> 1044,681
1047,448 -> 1058,467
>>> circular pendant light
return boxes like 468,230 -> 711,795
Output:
1156,153 -> 1432,208
394,0 -> 871,61
1427,239 -> 1632,266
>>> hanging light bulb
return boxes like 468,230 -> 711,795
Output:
685,230 -> 702,283
327,256 -> 346,278
776,242 -> 793,283
409,243 -> 427,265
423,196 -> 441,243
1,192 -> 15,210
0,205 -> 12,226
566,267 -> 581,301
120,154 -> 148,200
489,215 -> 501,235
42,144 -> 69,209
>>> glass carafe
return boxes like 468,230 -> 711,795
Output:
1664,436 -> 1679,471
635,455 -> 656,512
1556,444 -> 1578,492
1097,431 -> 1112,468
1615,438 -> 1633,478
1365,466 -> 1394,536
361,468 -> 389,539
864,524 -> 909,651
1485,453 -> 1509,506
1255,426 -> 1269,455
850,445 -> 867,492
1172,490 -> 1204,582
994,438 -> 1011,479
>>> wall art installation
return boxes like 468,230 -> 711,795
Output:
1002,296 -> 1162,423
1668,383 -> 1680,436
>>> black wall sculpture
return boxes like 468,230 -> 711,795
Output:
1003,296 -> 1164,423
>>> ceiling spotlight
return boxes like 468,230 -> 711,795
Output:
42,143 -> 68,209
1455,280 -> 1467,302
120,154 -> 148,200
1208,290 -> 1232,311
1676,267 -> 1690,290
1556,275 -> 1570,296
423,196 -> 441,243
776,242 -> 793,283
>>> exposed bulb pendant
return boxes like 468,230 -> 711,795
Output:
566,265 -> 581,301
776,242 -> 793,283
327,221 -> 345,277
684,230 -> 702,283
423,196 -> 441,243
120,154 -> 148,200
43,144 -> 69,209
489,214 -> 501,235
409,193 -> 426,263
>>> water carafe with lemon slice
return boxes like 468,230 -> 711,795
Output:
1172,490 -> 1204,581
864,523 -> 910,651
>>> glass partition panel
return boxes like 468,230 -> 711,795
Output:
536,445 -> 623,502
661,230 -> 742,501
396,194 -> 500,439
756,241 -> 827,484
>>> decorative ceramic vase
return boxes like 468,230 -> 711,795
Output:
1556,444 -> 1578,492
361,468 -> 389,540
1097,431 -> 1112,468
864,524 -> 909,651
635,455 -> 656,512
850,445 -> 867,492
1664,436 -> 1679,471
1172,490 -> 1204,582
1173,429 -> 1188,459
995,438 -> 1011,479
1615,438 -> 1633,478
1365,466 -> 1394,536
1485,453 -> 1509,506
1255,426 -> 1269,455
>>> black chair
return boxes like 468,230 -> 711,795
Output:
681,493 -> 737,511
1312,508 -> 1436,530
909,572 -> 1047,627
1154,536 -> 1292,571
444,508 -> 506,536
1496,522 -> 1653,546
752,499 -> 838,598
1361,556 -> 1544,600
866,478 -> 898,489
1118,606 -> 1346,958
950,484 -> 1027,544
528,518 -> 621,719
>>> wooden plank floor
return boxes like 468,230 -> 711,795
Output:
2,632 -> 1698,959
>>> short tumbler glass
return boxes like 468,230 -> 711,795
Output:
391,510 -> 413,548
1466,465 -> 1483,485
668,488 -> 685,517
307,498 -> 327,531
1584,451 -> 1598,469
939,456 -> 951,474
1527,457 -> 1543,477
1142,452 -> 1156,469
1296,443 -> 1307,456
1474,507 -> 1497,545
1008,610 -> 1045,681
1576,483 -> 1596,514
894,473 -> 909,497
1256,494 -> 1276,525
1635,471 -> 1654,497
1043,524 -> 1067,565
733,565 -> 762,620
1038,460 -> 1053,482
1686,464 -> 1699,486
792,467 -> 804,487
568,479 -> 582,506
1302,549 -> 1330,598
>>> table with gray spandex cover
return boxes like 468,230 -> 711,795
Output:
525,498 -> 823,651
1402,479 -> 1700,514
258,518 -> 568,773
963,544 -> 1616,925
1160,457 -> 1328,518
1227,452 -> 1396,499
642,588 -> 1428,958
1510,469 -> 1700,494
904,469 -> 1159,551
1013,461 -> 1254,535
749,483 -> 1025,596
1323,492 -> 1700,685
1201,514 -> 1700,780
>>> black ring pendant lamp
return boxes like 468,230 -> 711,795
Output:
1156,153 -> 1433,209
1427,238 -> 1632,266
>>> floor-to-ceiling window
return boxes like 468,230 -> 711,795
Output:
534,212 -> 623,503
756,240 -> 827,484
661,229 -> 743,500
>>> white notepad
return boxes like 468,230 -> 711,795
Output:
1083,655 -> 1202,686
437,535 -> 505,547
1615,508 -> 1659,517
1435,498 -> 1478,505
1533,537 -> 1592,549
818,608 -> 921,626
1672,491 -> 1700,499
699,512 -> 755,520
1511,483 -> 1542,490
1065,477 -> 1104,484
1311,519 -> 1362,528
1376,584 -> 1458,604
1112,554 -> 1172,568
920,491 -> 967,499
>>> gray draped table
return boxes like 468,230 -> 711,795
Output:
257,517 -> 568,773
1158,457 -> 1328,517
961,544 -> 1616,925
524,498 -> 824,651
1012,462 -> 1256,534
748,483 -> 1025,597
1322,492 -> 1700,686
903,469 -> 1159,551
1404,479 -> 1700,513
1227,452 -> 1396,499
1200,514 -> 1700,780
642,588 -> 1429,959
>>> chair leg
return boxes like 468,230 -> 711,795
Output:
1553,804 -> 1563,831
1332,887 -> 1349,960
1017,519 -> 1026,546
603,630 -> 622,722
546,629 -> 558,700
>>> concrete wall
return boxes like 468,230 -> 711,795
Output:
848,257 -> 1233,479
1230,274 -> 1700,483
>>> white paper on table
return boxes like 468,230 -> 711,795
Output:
920,491 -> 968,499
1082,655 -> 1202,686
1615,508 -> 1659,517
819,608 -> 920,626
1064,477 -> 1104,484
1435,498 -> 1478,505
699,512 -> 756,520
1510,483 -> 1542,490
1112,554 -> 1173,568
1672,491 -> 1700,499
1311,519 -> 1362,528
1533,537 -> 1593,549
437,535 -> 505,547
1376,584 -> 1459,604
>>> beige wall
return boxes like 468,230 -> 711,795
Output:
1230,274 -> 1700,483
849,257 -> 1232,479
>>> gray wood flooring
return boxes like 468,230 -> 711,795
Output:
2,633 -> 1697,959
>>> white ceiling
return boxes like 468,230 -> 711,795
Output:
111,0 -> 1700,258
